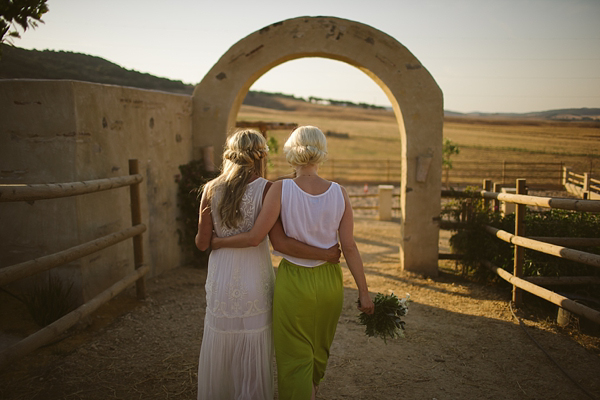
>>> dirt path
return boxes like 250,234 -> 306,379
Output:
1,216 -> 599,400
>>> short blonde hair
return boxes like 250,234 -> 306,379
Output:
283,125 -> 328,167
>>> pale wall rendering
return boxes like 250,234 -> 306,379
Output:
193,16 -> 444,275
1,16 -> 444,303
0,80 -> 193,302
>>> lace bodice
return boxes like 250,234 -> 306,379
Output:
210,178 -> 267,237
204,177 -> 274,321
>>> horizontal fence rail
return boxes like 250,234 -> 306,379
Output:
454,162 -> 567,190
0,175 -> 143,202
563,167 -> 600,200
482,260 -> 600,325
267,158 -> 401,183
479,191 -> 600,212
0,160 -> 147,369
527,237 -> 600,247
0,265 -> 149,367
485,225 -> 600,269
346,186 -> 401,220
448,161 -> 565,187
267,158 -> 576,188
524,275 -> 600,286
441,177 -> 600,327
0,224 -> 146,287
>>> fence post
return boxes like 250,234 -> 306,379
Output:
483,179 -> 492,211
502,161 -> 507,185
378,185 -> 394,221
562,166 -> 570,187
460,202 -> 468,223
513,178 -> 527,306
582,173 -> 591,199
559,162 -> 564,187
492,182 -> 502,212
557,307 -> 571,327
129,159 -> 146,300
387,159 -> 390,182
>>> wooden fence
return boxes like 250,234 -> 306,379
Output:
0,160 -> 147,368
442,178 -> 600,326
563,167 -> 600,200
347,185 -> 401,220
267,158 -> 402,183
447,161 -> 565,188
267,158 -> 568,188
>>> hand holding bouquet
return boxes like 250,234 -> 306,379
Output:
358,292 -> 409,343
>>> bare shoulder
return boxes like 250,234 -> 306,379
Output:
338,183 -> 350,198
275,172 -> 295,181
266,179 -> 284,197
262,180 -> 273,201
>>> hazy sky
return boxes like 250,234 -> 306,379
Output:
12,0 -> 600,113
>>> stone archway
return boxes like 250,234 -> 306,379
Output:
192,16 -> 443,276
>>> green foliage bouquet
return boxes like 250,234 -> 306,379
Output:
358,292 -> 409,343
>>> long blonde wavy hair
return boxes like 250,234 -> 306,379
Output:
203,129 -> 268,229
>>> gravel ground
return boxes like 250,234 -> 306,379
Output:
1,186 -> 599,400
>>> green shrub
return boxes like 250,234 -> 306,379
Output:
176,139 -> 278,267
176,160 -> 218,268
448,196 -> 600,283
447,198 -> 600,329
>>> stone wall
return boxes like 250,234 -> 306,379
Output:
0,80 -> 194,302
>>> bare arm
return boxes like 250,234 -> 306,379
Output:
211,180 -> 283,249
339,186 -> 375,314
269,218 -> 341,264
195,188 -> 213,251
211,181 -> 341,262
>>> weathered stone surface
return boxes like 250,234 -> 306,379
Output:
0,80 -> 193,301
193,16 -> 443,275
0,16 -> 443,302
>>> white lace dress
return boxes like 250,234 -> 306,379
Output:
197,177 -> 275,400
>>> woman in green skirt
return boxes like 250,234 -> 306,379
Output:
213,125 -> 375,400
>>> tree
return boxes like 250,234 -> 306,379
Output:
0,0 -> 49,57
442,138 -> 460,188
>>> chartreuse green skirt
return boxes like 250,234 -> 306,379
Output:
273,258 -> 344,400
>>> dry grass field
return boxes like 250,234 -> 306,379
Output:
238,97 -> 600,185
2,97 -> 599,400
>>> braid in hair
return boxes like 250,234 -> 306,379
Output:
204,129 -> 268,229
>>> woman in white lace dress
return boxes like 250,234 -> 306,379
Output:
212,126 -> 375,400
195,129 -> 341,400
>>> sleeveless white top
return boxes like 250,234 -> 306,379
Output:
274,179 -> 345,267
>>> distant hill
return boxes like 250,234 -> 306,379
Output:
1,45 -> 598,121
0,45 -> 195,95
0,45 -> 302,107
448,108 -> 600,122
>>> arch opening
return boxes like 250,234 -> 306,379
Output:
227,54 -> 399,133
239,57 -> 402,183
192,16 -> 443,275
